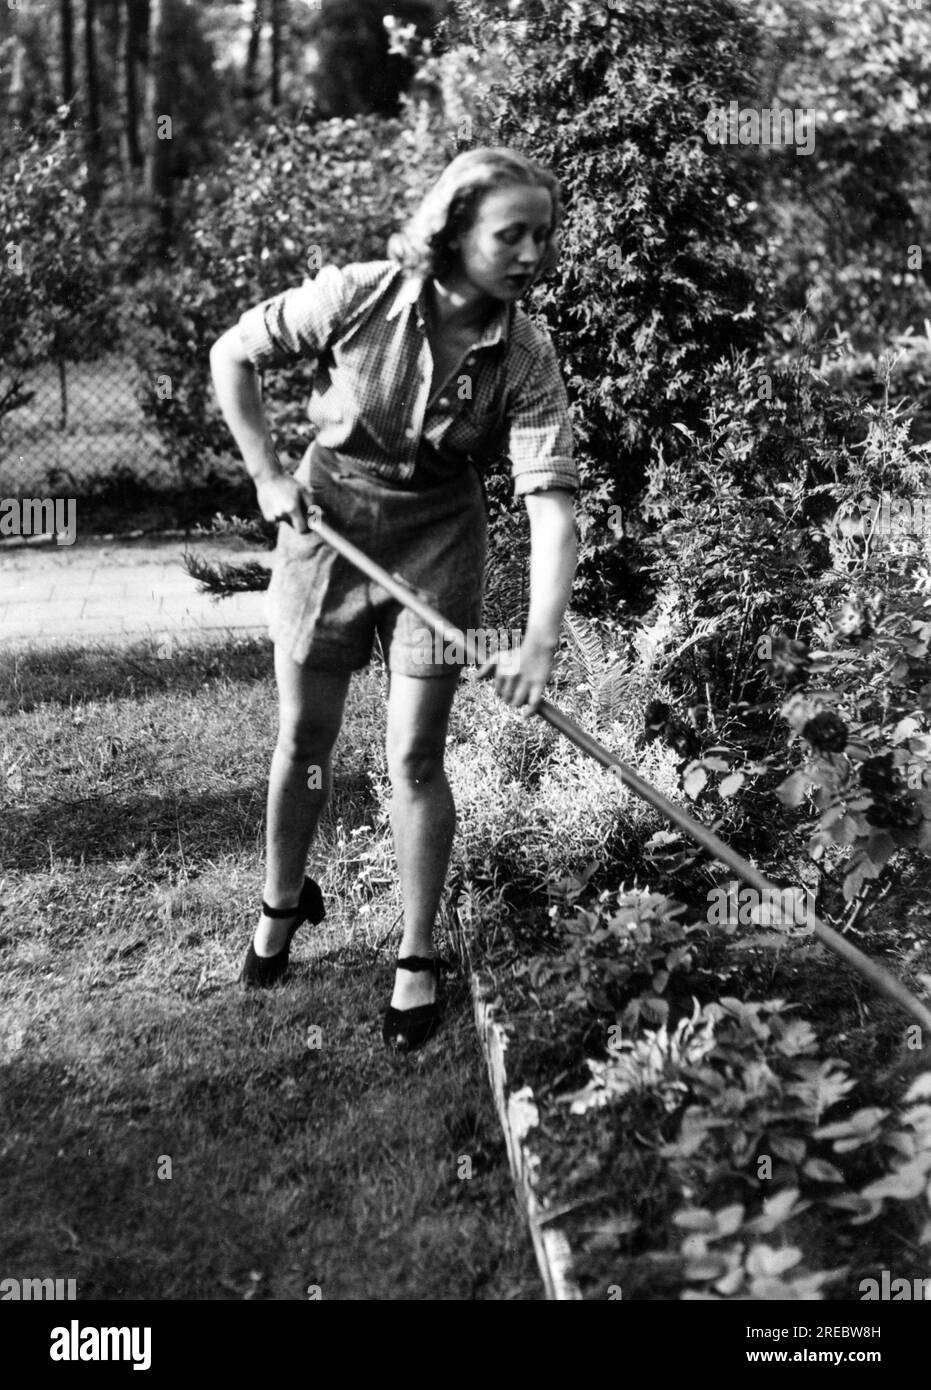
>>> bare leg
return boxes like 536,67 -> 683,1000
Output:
385,671 -> 459,1008
253,649 -> 352,956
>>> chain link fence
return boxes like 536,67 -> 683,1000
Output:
0,345 -> 164,496
0,327 -> 252,534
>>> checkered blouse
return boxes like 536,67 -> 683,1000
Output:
237,259 -> 578,496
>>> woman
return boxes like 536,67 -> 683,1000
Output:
209,146 -> 578,1052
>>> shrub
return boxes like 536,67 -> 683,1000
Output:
751,0 -> 931,352
626,342 -> 931,913
0,113 -> 115,436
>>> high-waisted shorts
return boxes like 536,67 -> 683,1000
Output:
266,441 -> 488,677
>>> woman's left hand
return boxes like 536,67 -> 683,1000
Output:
489,634 -> 556,715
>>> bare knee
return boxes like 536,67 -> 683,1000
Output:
276,713 -> 338,765
273,665 -> 349,766
387,739 -> 445,790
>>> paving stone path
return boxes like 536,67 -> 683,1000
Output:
0,534 -> 271,650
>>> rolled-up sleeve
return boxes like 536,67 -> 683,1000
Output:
238,262 -> 350,372
507,335 -> 578,496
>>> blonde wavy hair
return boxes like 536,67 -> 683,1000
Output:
387,146 -> 562,284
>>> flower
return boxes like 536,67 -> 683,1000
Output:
780,693 -> 820,734
865,796 -> 920,829
834,592 -> 879,642
768,636 -> 809,686
801,710 -> 849,754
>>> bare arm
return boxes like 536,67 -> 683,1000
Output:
209,327 -> 312,531
493,489 -> 578,713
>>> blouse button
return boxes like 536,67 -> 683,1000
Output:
404,426 -> 416,439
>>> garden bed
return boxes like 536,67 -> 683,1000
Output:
455,854 -> 931,1301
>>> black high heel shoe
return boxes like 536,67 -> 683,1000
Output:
239,877 -> 325,988
382,956 -> 442,1053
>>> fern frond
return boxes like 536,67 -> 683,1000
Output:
667,615 -> 723,665
633,586 -> 682,676
595,661 -> 632,722
191,512 -> 275,547
564,611 -> 606,681
184,552 -> 271,597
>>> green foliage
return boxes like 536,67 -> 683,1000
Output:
563,613 -> 631,727
529,885 -> 700,1032
635,348 -> 848,713
764,586 -> 931,905
441,674 -> 680,904
309,0 -> 441,118
184,553 -> 271,597
752,0 -> 931,350
819,328 -> 931,444
589,336 -> 931,911
0,112 -> 115,427
514,882 -> 931,1298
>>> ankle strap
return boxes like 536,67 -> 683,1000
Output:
261,897 -> 301,918
396,955 -> 438,973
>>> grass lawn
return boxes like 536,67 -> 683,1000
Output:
0,638 -> 540,1301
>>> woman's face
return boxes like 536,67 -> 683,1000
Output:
446,184 -> 554,305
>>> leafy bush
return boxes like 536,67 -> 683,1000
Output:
621,346 -> 931,913
817,326 -> 931,444
751,0 -> 931,352
0,113 -> 115,433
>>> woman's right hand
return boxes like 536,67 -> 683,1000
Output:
255,473 -> 317,533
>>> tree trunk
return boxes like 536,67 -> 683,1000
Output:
125,0 -> 142,169
271,0 -> 282,108
7,12 -> 27,128
60,0 -> 76,110
143,0 -> 172,234
112,0 -> 132,179
27,20 -> 55,119
244,0 -> 262,100
83,0 -> 104,201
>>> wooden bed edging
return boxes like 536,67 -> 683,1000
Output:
452,901 -> 583,1301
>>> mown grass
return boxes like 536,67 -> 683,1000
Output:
0,637 -> 540,1301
